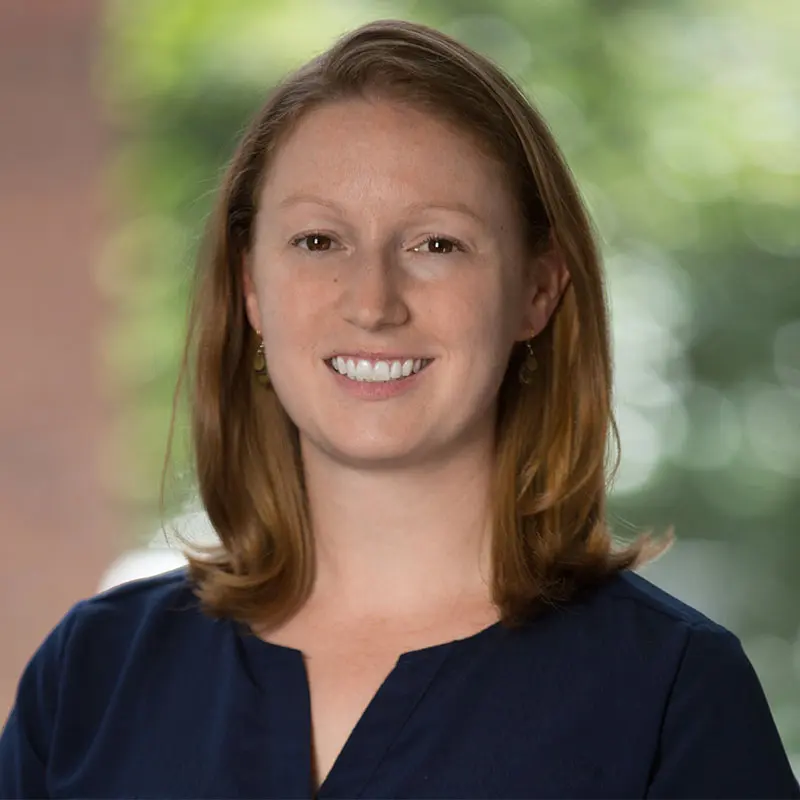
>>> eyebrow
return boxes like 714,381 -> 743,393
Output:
276,193 -> 487,227
277,193 -> 344,213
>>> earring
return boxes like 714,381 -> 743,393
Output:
518,339 -> 538,385
253,330 -> 270,387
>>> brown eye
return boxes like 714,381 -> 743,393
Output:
294,233 -> 333,251
416,236 -> 461,255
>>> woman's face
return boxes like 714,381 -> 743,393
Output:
244,97 -> 565,470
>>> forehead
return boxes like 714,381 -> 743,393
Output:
260,98 -> 513,212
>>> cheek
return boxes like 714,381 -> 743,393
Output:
437,276 -> 516,355
257,273 -> 339,381
259,271 -> 329,333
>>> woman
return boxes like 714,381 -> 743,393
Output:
1,18 -> 797,800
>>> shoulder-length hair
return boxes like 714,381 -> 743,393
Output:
164,18 -> 669,629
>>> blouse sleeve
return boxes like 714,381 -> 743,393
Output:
0,604 -> 82,800
646,623 -> 800,799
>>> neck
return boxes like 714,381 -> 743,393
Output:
300,436 -> 496,621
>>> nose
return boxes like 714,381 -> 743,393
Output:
339,251 -> 410,331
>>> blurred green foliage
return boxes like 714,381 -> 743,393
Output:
101,0 -> 799,759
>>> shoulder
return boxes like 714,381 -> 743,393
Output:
567,572 -> 799,795
573,568 -> 735,651
591,568 -> 724,628
583,569 -> 761,692
16,567 -> 219,722
589,569 -> 757,680
599,574 -> 800,795
590,567 -> 759,697
45,567 -> 199,658
52,567 -> 218,677
0,568 -> 218,793
522,570 -> 752,709
535,568 -> 735,657
66,566 -> 201,640
18,567 -> 198,664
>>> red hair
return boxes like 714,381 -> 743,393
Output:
163,19 -> 669,629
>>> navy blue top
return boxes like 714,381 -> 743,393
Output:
1,568 -> 798,799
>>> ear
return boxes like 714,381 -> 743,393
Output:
517,241 -> 570,341
242,254 -> 262,334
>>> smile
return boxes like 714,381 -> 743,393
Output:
326,356 -> 433,382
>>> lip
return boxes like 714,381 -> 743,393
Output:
324,357 -> 432,400
324,351 -> 433,361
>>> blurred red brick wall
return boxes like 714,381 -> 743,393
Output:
0,0 -> 119,716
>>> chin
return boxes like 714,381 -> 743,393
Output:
303,431 -> 432,471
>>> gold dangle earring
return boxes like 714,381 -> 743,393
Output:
253,329 -> 270,387
518,339 -> 538,385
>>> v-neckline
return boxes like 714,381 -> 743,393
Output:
237,620 -> 504,798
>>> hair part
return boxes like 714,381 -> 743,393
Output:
163,18 -> 670,631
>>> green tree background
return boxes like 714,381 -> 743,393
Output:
99,0 -> 799,762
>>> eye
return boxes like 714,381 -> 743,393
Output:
291,233 -> 335,252
413,235 -> 464,255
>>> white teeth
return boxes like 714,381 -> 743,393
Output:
330,357 -> 429,382
355,359 -> 372,380
373,361 -> 390,381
